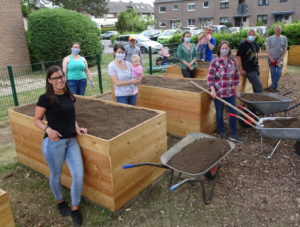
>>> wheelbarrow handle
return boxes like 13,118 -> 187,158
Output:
169,178 -> 191,192
237,105 -> 260,120
282,90 -> 293,96
228,113 -> 258,128
285,102 -> 300,113
123,162 -> 169,169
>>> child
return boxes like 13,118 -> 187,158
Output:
197,28 -> 211,61
131,55 -> 143,95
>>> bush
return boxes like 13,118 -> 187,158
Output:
267,23 -> 300,46
28,8 -> 101,62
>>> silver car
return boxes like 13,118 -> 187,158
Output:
114,34 -> 163,53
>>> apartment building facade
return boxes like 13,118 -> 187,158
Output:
154,0 -> 300,29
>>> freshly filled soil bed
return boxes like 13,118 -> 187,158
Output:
167,138 -> 230,174
14,98 -> 158,140
141,76 -> 207,92
241,93 -> 281,102
263,118 -> 300,128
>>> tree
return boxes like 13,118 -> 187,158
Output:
49,0 -> 108,17
115,8 -> 149,33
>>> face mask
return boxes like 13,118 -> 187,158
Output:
220,49 -> 229,57
115,53 -> 125,61
71,48 -> 80,54
184,37 -> 191,43
247,36 -> 256,42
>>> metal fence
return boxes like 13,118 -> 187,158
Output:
0,54 -> 103,120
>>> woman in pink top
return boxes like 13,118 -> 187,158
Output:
131,55 -> 143,95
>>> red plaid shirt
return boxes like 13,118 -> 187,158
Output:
207,57 -> 240,98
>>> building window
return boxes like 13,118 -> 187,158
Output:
187,3 -> 196,11
275,14 -> 290,22
258,0 -> 269,6
239,0 -> 245,3
159,21 -> 166,27
257,15 -> 268,24
220,1 -> 229,9
220,17 -> 229,24
280,0 -> 287,2
203,1 -> 209,8
173,5 -> 178,10
188,19 -> 196,26
159,6 -> 166,13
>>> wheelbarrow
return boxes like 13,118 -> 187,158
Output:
123,132 -> 235,204
238,91 -> 300,116
229,109 -> 300,159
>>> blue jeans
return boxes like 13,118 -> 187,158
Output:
42,137 -> 84,206
116,95 -> 137,105
269,58 -> 283,90
214,96 -> 237,137
198,44 -> 207,60
68,79 -> 87,95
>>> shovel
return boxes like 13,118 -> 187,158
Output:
190,81 -> 259,125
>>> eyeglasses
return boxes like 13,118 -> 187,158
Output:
50,75 -> 65,81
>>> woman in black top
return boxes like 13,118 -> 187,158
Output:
34,66 -> 86,226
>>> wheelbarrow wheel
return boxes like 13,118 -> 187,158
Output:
238,105 -> 258,128
205,166 -> 218,180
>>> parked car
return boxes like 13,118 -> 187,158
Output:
211,25 -> 231,33
101,31 -> 119,40
114,34 -> 163,53
157,29 -> 181,44
140,29 -> 162,41
181,26 -> 199,31
242,26 -> 264,36
229,27 -> 241,34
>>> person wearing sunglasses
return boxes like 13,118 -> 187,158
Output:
34,66 -> 87,226
124,36 -> 143,64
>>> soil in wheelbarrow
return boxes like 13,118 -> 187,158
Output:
141,76 -> 207,92
240,93 -> 281,102
14,98 -> 158,140
263,118 -> 300,128
167,138 -> 230,174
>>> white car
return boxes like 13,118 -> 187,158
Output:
229,27 -> 241,34
114,34 -> 163,53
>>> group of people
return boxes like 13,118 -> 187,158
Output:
33,24 -> 287,226
33,36 -> 144,226
177,24 -> 287,142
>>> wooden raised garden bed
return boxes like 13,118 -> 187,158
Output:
0,189 -> 15,227
288,45 -> 300,66
8,96 -> 167,211
136,76 -> 216,137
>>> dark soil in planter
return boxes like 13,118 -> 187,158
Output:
14,98 -> 158,140
263,118 -> 300,128
141,76 -> 208,92
240,93 -> 281,102
167,138 -> 230,174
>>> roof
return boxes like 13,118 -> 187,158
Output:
107,1 -> 154,14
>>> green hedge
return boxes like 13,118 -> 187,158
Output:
267,23 -> 300,46
28,8 -> 101,62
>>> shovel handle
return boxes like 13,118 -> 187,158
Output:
122,162 -> 169,169
190,81 -> 259,125
169,178 -> 191,192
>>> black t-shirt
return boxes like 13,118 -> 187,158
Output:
237,40 -> 260,72
37,93 -> 76,139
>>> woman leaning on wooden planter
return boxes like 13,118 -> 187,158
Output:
34,66 -> 87,226
177,31 -> 198,78
207,41 -> 245,143
108,44 -> 141,105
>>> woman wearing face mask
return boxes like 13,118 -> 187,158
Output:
177,31 -> 198,78
62,43 -> 93,96
207,41 -> 244,143
108,44 -> 140,105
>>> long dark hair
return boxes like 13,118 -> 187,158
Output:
46,66 -> 74,104
216,41 -> 232,57
180,31 -> 191,43
113,44 -> 125,58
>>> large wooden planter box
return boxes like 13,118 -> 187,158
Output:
0,189 -> 15,227
288,45 -> 300,66
136,78 -> 216,137
8,96 -> 167,211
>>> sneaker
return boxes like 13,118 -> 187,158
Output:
228,136 -> 245,143
57,201 -> 71,217
71,209 -> 83,226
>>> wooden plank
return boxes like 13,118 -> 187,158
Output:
288,45 -> 300,66
164,65 -> 208,79
0,190 -> 15,227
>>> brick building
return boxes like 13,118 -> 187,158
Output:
154,0 -> 300,29
0,0 -> 30,67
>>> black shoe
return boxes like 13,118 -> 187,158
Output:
57,201 -> 71,217
71,209 -> 83,226
228,136 -> 245,143
268,88 -> 275,92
